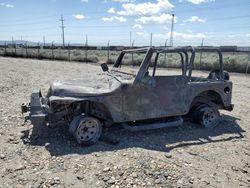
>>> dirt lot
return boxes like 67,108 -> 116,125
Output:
0,57 -> 249,188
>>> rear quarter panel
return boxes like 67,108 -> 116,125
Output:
185,80 -> 233,111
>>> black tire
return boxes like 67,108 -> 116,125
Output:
208,69 -> 230,80
195,104 -> 220,129
69,115 -> 102,145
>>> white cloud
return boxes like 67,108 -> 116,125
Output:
80,0 -> 88,2
204,31 -> 215,35
102,16 -> 127,22
108,7 -> 116,13
115,16 -> 127,22
136,31 -> 206,40
73,14 -> 86,20
226,34 -> 247,38
102,17 -> 114,21
111,0 -> 136,2
183,16 -> 206,23
173,31 -> 206,39
133,24 -> 143,29
116,0 -> 174,16
136,32 -> 149,37
136,13 -> 175,24
0,3 -> 14,8
179,0 -> 215,4
5,4 -> 14,8
153,33 -> 166,38
227,34 -> 237,38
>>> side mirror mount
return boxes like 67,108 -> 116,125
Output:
101,63 -> 109,72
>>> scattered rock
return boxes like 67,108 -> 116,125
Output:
103,167 -> 110,172
188,151 -> 199,156
8,137 -> 14,142
131,172 -> 138,178
0,154 -> 6,159
154,179 -> 161,184
15,164 -> 26,171
189,177 -> 194,184
231,166 -> 239,172
45,142 -> 50,147
50,177 -> 60,185
76,173 -> 84,180
165,153 -> 172,158
103,176 -> 110,182
240,168 -> 248,174
107,177 -> 115,184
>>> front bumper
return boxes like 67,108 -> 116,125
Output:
21,92 -> 48,126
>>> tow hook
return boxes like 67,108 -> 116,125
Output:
21,103 -> 30,114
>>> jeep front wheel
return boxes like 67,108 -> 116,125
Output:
197,105 -> 220,129
69,115 -> 102,145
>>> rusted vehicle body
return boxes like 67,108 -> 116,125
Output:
22,47 -> 234,145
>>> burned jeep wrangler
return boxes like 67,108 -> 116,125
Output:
22,47 -> 233,145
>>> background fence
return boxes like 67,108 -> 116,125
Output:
0,43 -> 250,74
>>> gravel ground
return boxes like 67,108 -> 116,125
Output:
0,57 -> 249,188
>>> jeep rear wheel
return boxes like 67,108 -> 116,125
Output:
69,115 -> 102,145
197,105 -> 220,129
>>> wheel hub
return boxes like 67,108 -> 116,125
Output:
76,119 -> 99,142
202,108 -> 217,127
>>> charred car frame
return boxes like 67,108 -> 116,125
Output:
22,46 -> 234,145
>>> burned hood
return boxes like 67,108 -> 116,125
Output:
48,74 -> 123,97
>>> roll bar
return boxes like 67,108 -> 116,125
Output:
113,46 -> 224,80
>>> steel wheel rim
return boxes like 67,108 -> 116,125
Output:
202,108 -> 217,128
76,118 -> 99,142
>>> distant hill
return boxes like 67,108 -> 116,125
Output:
0,40 -> 101,47
0,40 -> 39,46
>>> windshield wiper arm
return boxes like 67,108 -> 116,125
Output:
111,69 -> 136,76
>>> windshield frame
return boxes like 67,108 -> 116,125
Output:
113,48 -> 150,83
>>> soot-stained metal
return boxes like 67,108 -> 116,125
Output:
21,46 -> 234,145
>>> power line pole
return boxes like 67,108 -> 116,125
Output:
4,41 -> 7,55
68,41 -> 71,61
60,15 -> 65,48
85,35 -> 88,46
132,40 -> 135,65
20,36 -> 23,53
169,14 -> 175,47
247,49 -> 250,74
25,41 -> 28,57
150,32 -> 153,47
164,39 -> 168,64
51,41 -> 54,59
107,40 -> 110,62
37,42 -> 40,57
85,35 -> 88,60
129,31 -> 132,47
165,39 -> 168,48
43,36 -> 46,46
199,38 -> 204,70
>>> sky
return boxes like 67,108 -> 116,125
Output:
0,0 -> 249,46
